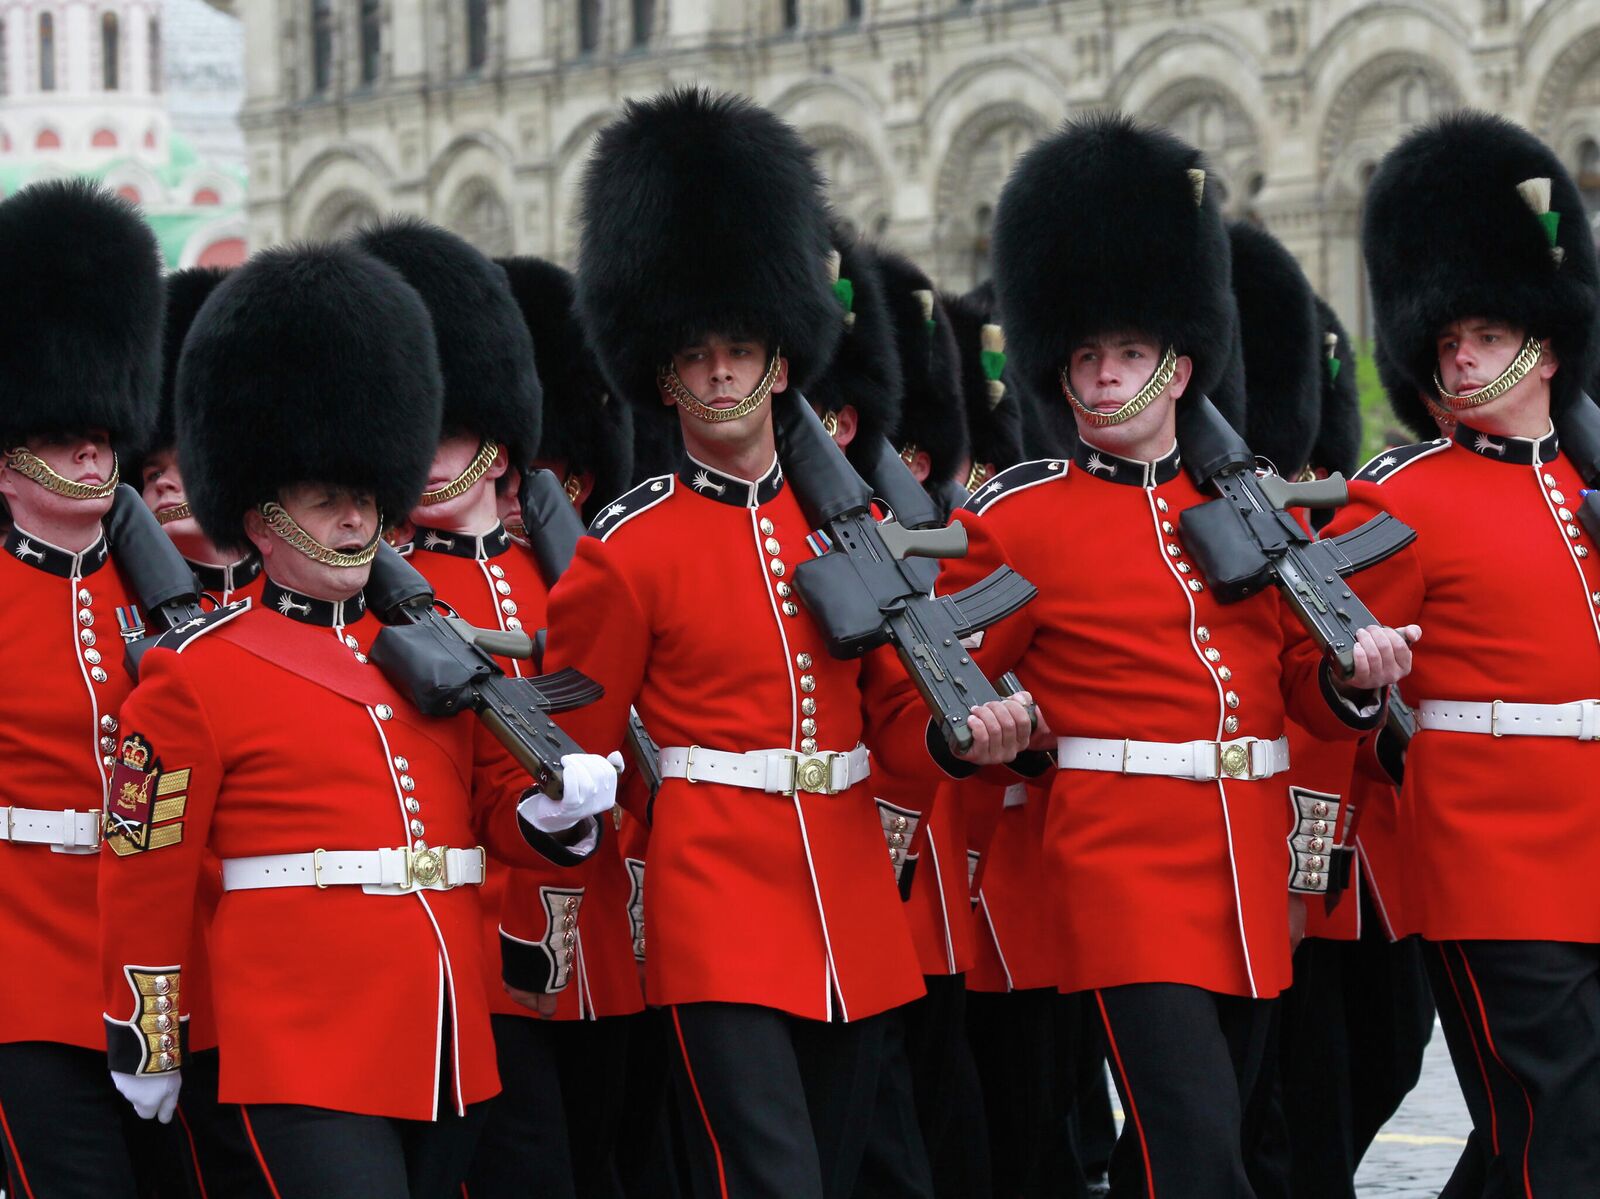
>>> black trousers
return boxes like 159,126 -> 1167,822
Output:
241,1101 -> 489,1199
1093,983 -> 1272,1199
614,1009 -> 691,1199
1059,990 -> 1118,1190
668,1002 -> 887,1199
0,1040 -> 188,1199
967,988 -> 1062,1199
1425,939 -> 1600,1199
464,1012 -> 632,1199
177,1048 -> 274,1199
850,1000 -> 935,1199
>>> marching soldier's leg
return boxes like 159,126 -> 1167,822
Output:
1345,910 -> 1432,1162
552,1014 -> 633,1198
465,1016 -> 577,1199
969,988 -> 1062,1199
849,1006 -> 936,1199
1094,984 -> 1271,1199
614,1009 -> 690,1199
0,1043 -> 140,1199
239,1106 -> 410,1198
1434,941 -> 1600,1196
791,1010 -> 892,1199
172,1048 -> 274,1199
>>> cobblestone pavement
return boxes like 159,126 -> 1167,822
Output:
1354,1019 -> 1471,1197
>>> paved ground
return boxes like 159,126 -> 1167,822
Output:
1354,1020 -> 1471,1196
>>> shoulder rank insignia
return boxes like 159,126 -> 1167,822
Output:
589,475 -> 674,540
153,597 -> 252,653
960,458 -> 1069,515
106,733 -> 191,855
1353,439 -> 1450,486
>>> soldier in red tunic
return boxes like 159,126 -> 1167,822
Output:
97,241 -> 617,1199
557,88 -> 1031,1199
915,112 -> 1418,1198
1319,111 -> 1600,1195
0,180 -> 169,1198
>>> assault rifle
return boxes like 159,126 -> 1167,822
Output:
104,485 -> 207,677
518,468 -> 664,802
1558,390 -> 1600,543
1177,396 -> 1417,677
774,391 -> 1038,755
365,542 -> 603,799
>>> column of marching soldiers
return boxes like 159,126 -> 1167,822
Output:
0,83 -> 1595,1199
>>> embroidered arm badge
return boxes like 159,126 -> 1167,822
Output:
106,733 -> 191,856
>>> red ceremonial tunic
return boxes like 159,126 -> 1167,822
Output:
98,583 -> 580,1120
541,454 -> 948,1022
402,525 -> 641,1022
1310,423 -> 1600,942
967,778 -> 1061,994
927,442 -> 1379,999
0,527 -> 137,1049
873,773 -> 976,977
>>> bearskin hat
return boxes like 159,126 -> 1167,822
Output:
865,248 -> 968,487
1311,297 -> 1363,477
177,243 -> 443,550
129,266 -> 233,477
628,407 -> 685,487
808,223 -> 904,448
944,286 -> 1025,478
496,256 -> 635,524
355,218 -> 541,465
1228,221 -> 1322,478
576,88 -> 841,411
1362,111 -> 1600,412
1372,335 -> 1443,442
0,180 -> 164,449
992,111 -> 1237,408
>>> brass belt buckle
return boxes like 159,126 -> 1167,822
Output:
683,745 -> 701,785
1218,740 -> 1251,779
312,847 -> 329,889
406,845 -> 447,888
1490,700 -> 1504,738
788,751 -> 841,796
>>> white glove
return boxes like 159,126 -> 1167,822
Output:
112,1069 -> 182,1123
518,752 -> 623,834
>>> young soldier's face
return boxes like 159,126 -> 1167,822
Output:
1065,333 -> 1188,454
666,334 -> 789,450
409,431 -> 509,528
0,428 -> 117,524
141,448 -> 202,542
1435,318 -> 1550,406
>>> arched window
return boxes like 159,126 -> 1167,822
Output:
38,13 -> 55,92
148,18 -> 161,91
92,128 -> 118,147
782,0 -> 798,30
971,202 -> 993,286
359,0 -> 380,83
1578,136 -> 1600,217
844,0 -> 861,21
577,0 -> 600,54
117,185 -> 141,205
35,128 -> 60,150
465,0 -> 487,69
630,0 -> 652,47
102,13 -> 120,90
193,186 -> 221,205
310,0 -> 332,92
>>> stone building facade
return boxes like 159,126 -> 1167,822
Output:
221,0 -> 1600,335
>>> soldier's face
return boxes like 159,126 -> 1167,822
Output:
1065,333 -> 1189,455
410,432 -> 509,530
1435,319 -> 1556,407
0,428 -> 117,526
667,335 -> 789,446
140,448 -> 203,544
254,482 -> 379,599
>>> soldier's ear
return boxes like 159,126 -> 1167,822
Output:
1537,338 -> 1559,382
1168,354 -> 1194,401
771,355 -> 790,396
831,404 -> 858,449
906,448 -> 932,484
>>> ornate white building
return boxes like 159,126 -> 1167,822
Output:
220,0 -> 1600,334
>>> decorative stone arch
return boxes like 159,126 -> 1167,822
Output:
1140,77 -> 1264,218
1314,50 -> 1464,343
1108,25 -> 1262,114
766,74 -> 885,132
183,167 -> 243,208
443,176 -> 513,257
801,124 -> 888,240
922,53 -> 1066,167
931,100 -> 1052,292
550,108 -> 617,266
1301,1 -> 1470,94
178,214 -> 249,268
102,159 -> 167,206
286,145 -> 395,240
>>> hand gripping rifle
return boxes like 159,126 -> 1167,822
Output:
773,391 -> 1038,755
364,542 -> 603,799
518,468 -> 664,802
1176,396 -> 1417,678
104,485 -> 207,677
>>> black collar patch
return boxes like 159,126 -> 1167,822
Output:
961,459 -> 1069,515
1073,439 -> 1183,488
678,454 -> 784,508
189,554 -> 262,594
1454,422 -> 1560,466
407,523 -> 513,560
6,526 -> 110,578
1353,440 -> 1452,485
262,580 -> 367,627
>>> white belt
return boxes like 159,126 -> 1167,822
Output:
1057,735 -> 1290,782
1418,699 -> 1600,741
0,806 -> 101,854
657,744 -> 871,796
221,846 -> 486,895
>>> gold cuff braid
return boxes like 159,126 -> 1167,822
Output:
1060,346 -> 1179,427
4,448 -> 119,500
